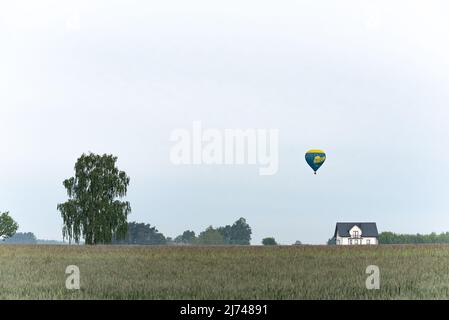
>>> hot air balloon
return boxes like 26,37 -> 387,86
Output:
305,149 -> 326,174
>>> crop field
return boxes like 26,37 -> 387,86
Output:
1,244 -> 449,299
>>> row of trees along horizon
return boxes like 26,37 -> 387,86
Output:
8,228 -> 449,246
1,153 -> 449,245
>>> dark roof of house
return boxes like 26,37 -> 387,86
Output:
334,222 -> 379,238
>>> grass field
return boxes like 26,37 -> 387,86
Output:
1,244 -> 449,299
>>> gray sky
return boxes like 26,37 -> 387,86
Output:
1,0 -> 448,244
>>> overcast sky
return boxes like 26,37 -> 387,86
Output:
1,0 -> 449,244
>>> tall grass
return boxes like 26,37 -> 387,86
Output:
0,244 -> 448,299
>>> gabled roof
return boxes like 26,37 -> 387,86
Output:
334,222 -> 378,238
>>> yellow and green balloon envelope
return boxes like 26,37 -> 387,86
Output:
305,149 -> 326,174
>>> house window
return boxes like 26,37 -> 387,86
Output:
349,239 -> 352,245
367,239 -> 370,245
353,231 -> 359,238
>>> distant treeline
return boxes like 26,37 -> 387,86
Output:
112,217 -> 252,245
379,232 -> 449,244
3,232 -> 65,245
4,218 -> 253,245
10,230 -> 449,246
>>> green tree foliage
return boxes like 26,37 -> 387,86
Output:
4,232 -> 37,244
175,230 -> 196,244
379,231 -> 449,244
113,222 -> 166,245
57,153 -> 131,245
197,226 -> 225,245
0,212 -> 19,240
178,218 -> 252,246
262,237 -> 277,245
217,217 -> 252,245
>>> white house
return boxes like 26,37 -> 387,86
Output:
329,222 -> 379,245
